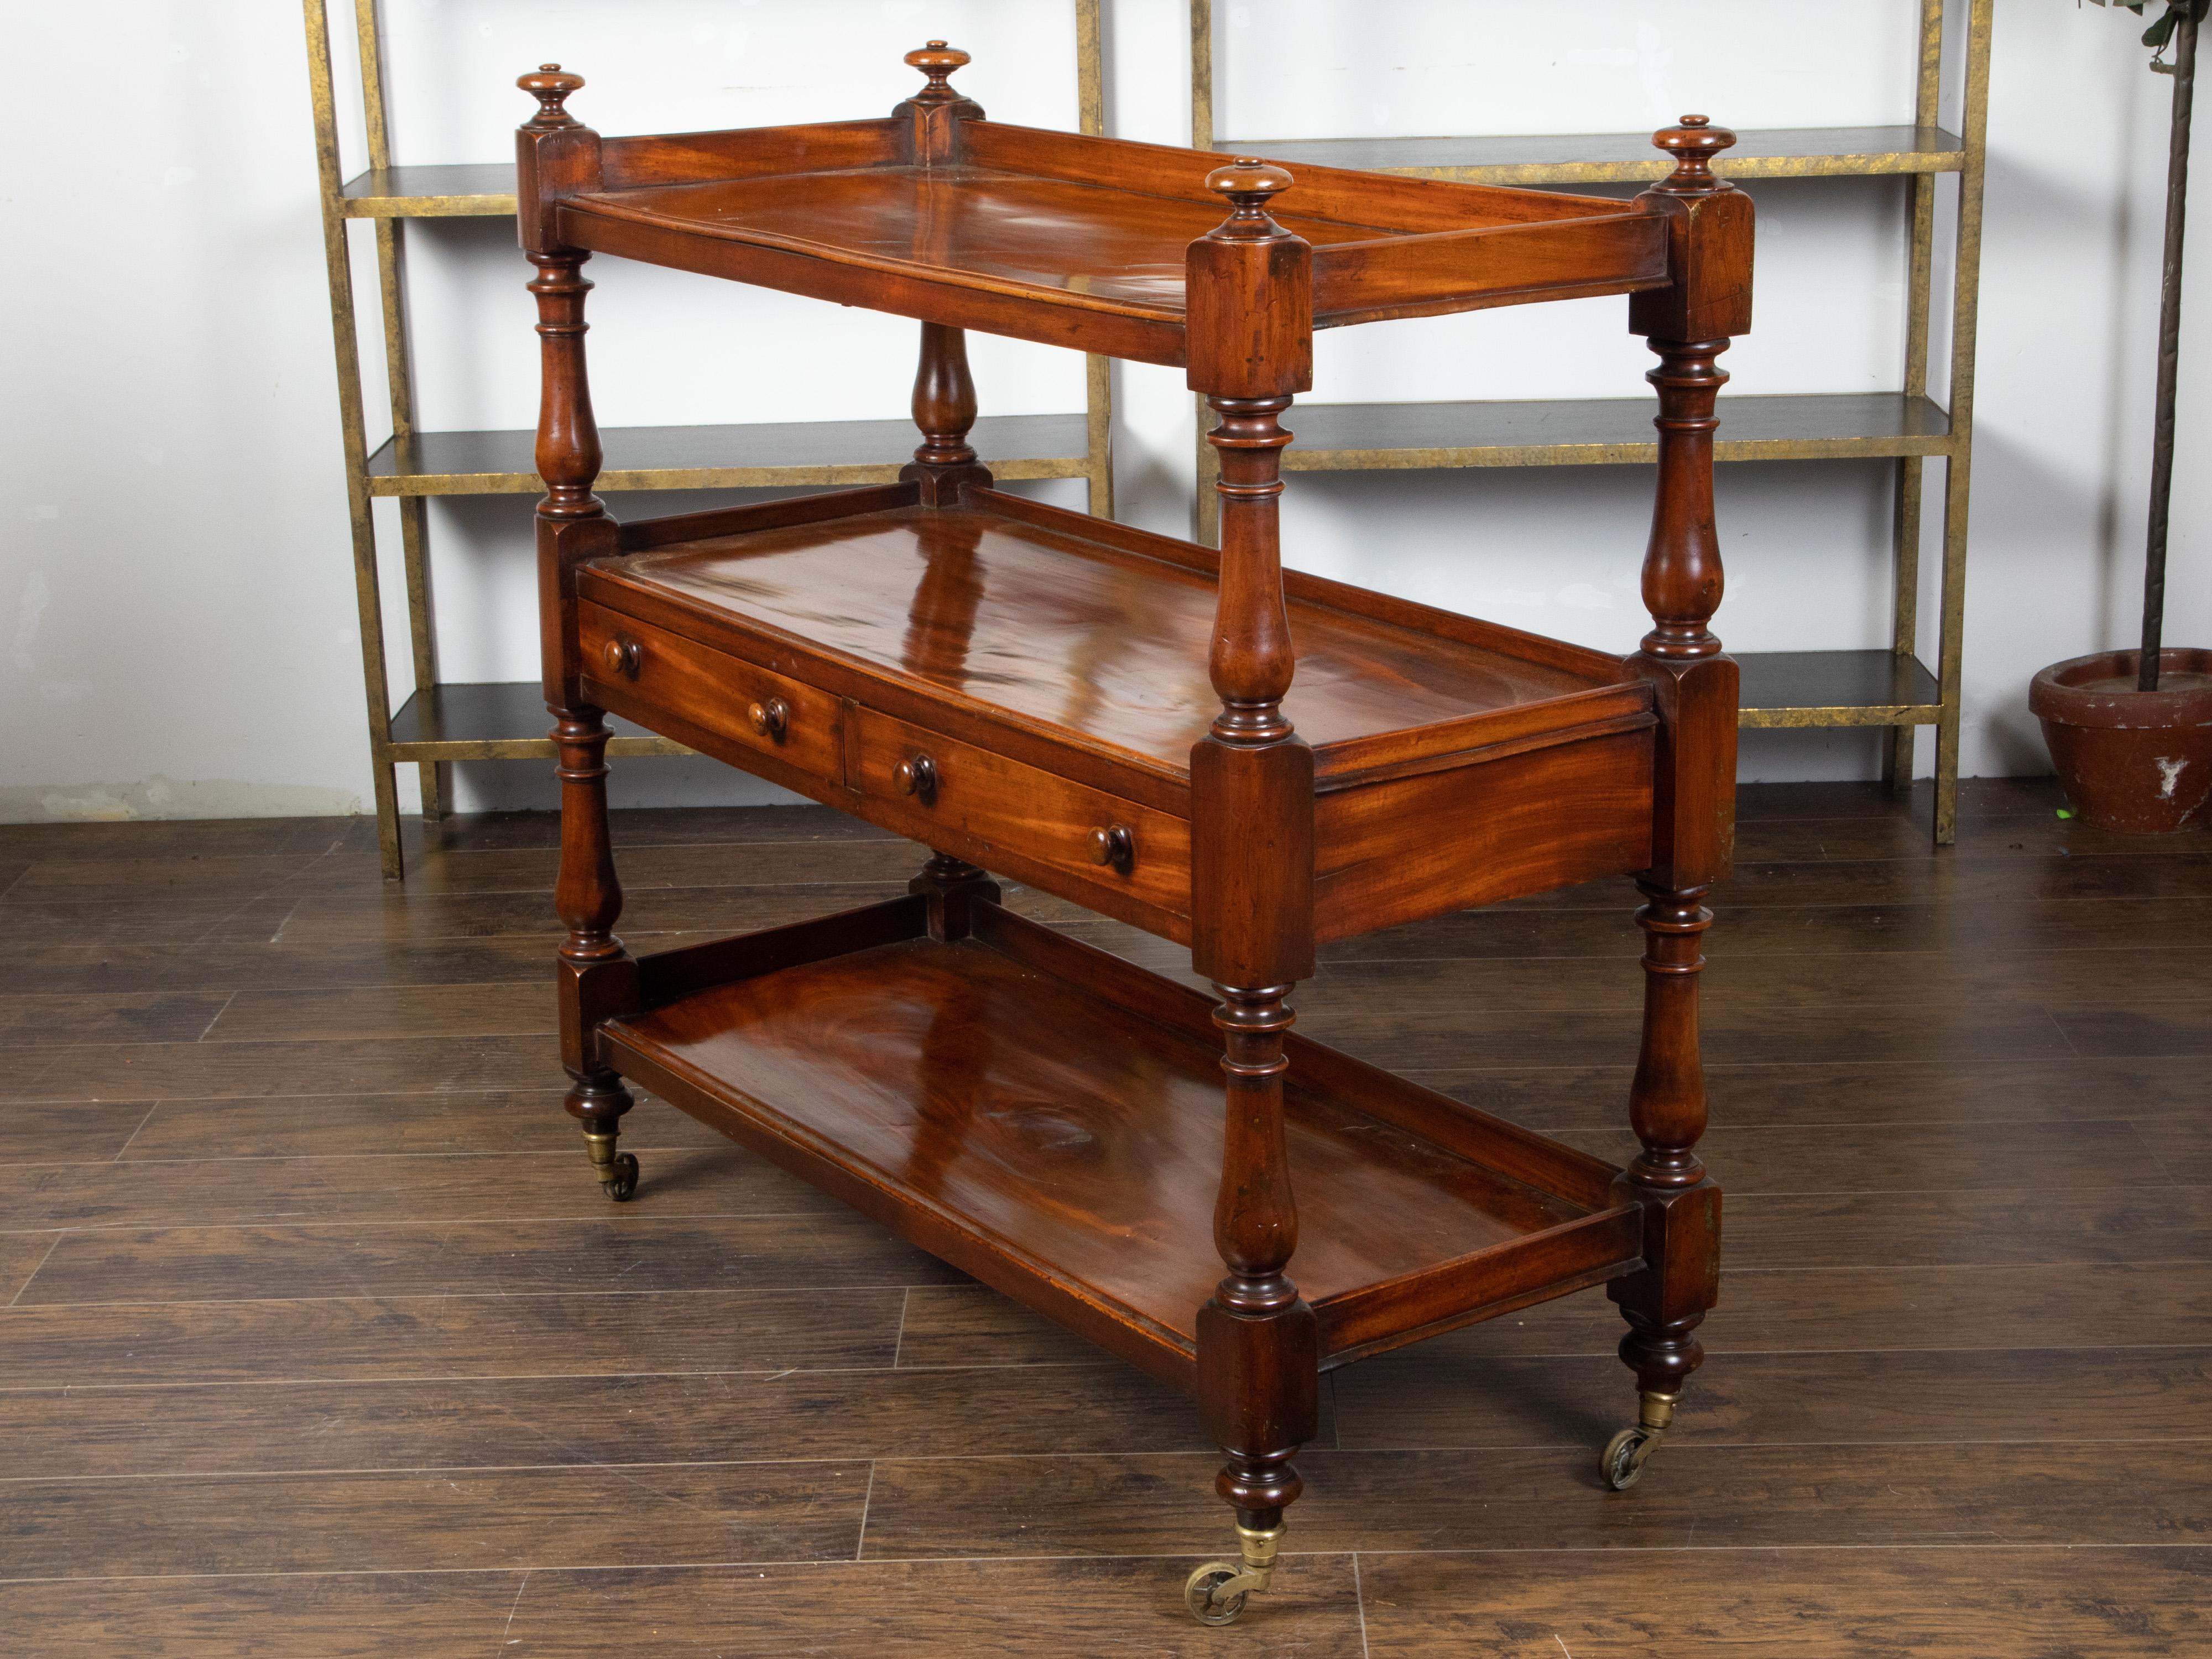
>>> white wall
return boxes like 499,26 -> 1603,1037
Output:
3,0 -> 2204,819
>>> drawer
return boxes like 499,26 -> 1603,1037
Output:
577,601 -> 843,784
849,707 -> 1191,926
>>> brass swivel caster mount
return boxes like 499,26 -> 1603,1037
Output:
1600,1389 -> 1680,1491
1183,1521 -> 1282,1626
583,1129 -> 639,1203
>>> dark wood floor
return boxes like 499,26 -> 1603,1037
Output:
3,778 -> 2207,1656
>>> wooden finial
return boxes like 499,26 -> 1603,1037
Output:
905,40 -> 971,105
1650,114 -> 1735,196
1204,158 -> 1296,238
518,63 -> 584,129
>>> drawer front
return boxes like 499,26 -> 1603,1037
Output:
851,708 -> 1191,923
577,601 -> 843,784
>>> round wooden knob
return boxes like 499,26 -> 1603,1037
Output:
1204,158 -> 1295,237
905,39 -> 971,103
600,637 -> 640,680
1087,824 -> 1135,872
1651,114 -> 1736,194
894,753 -> 938,801
748,697 -> 790,740
1207,158 -> 1295,200
518,63 -> 585,129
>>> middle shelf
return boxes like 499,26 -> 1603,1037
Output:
570,482 -> 1662,945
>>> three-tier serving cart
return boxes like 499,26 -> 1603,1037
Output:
518,42 -> 1750,1624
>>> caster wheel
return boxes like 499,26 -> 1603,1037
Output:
603,1152 -> 639,1203
1601,1426 -> 1650,1491
1184,1564 -> 1248,1627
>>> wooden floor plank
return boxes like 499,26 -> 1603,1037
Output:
119,1090 -> 723,1160
0,992 -> 235,1046
855,1440 -> 2212,1558
272,881 -> 911,946
15,1209 -> 963,1305
23,1034 -> 565,1104
382,836 -> 928,896
1,1461 -> 869,1580
1413,1053 -> 2212,1130
1357,1546 -> 2212,1658
11,1363 -> 1201,1480
501,1557 -> 1367,1657
7,1143 -> 838,1232
0,1286 -> 905,1388
1331,1345 -> 2212,1449
1,1572 -> 521,1659
1724,1185 -> 2212,1267
202,982 -> 554,1042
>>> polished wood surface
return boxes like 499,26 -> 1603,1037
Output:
6,781 -> 2209,1653
601,901 -> 1619,1384
528,56 -> 1674,364
585,498 -> 1625,773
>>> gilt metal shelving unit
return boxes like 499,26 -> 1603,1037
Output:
304,0 -> 1117,877
1190,0 -> 1991,843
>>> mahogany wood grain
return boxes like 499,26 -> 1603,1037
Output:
596,901 -> 1616,1386
1313,726 -> 1655,941
1606,117 -> 1749,1411
575,598 -> 844,782
577,498 -> 1627,785
848,706 -> 1194,936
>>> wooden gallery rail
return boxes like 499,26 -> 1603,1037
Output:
518,43 -> 1750,1625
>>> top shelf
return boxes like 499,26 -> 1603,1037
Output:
536,117 -> 1673,368
1213,124 -> 1965,188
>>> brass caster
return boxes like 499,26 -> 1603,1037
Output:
1183,1523 -> 1281,1626
1601,1389 -> 1679,1491
584,1132 -> 639,1203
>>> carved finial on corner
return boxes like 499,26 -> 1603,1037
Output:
519,63 -> 585,130
1650,114 -> 1736,196
1204,158 -> 1296,239
905,40 -> 972,105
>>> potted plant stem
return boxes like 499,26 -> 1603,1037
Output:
2031,0 -> 2212,830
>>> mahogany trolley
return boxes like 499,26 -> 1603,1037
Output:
518,43 -> 1750,1625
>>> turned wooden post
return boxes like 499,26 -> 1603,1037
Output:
1184,160 -> 1318,1600
1606,117 -> 1751,1465
519,66 -> 640,1201
902,322 -> 992,505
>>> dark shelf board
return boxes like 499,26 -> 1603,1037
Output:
340,163 -> 518,218
366,414 -> 1094,497
387,682 -> 689,760
1736,650 -> 1944,728
1281,393 -> 1952,470
1218,125 -> 1964,186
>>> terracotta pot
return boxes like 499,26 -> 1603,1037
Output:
2029,648 -> 2212,832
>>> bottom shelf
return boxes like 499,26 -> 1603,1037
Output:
387,681 -> 691,761
599,896 -> 1644,1384
1736,650 -> 1944,729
